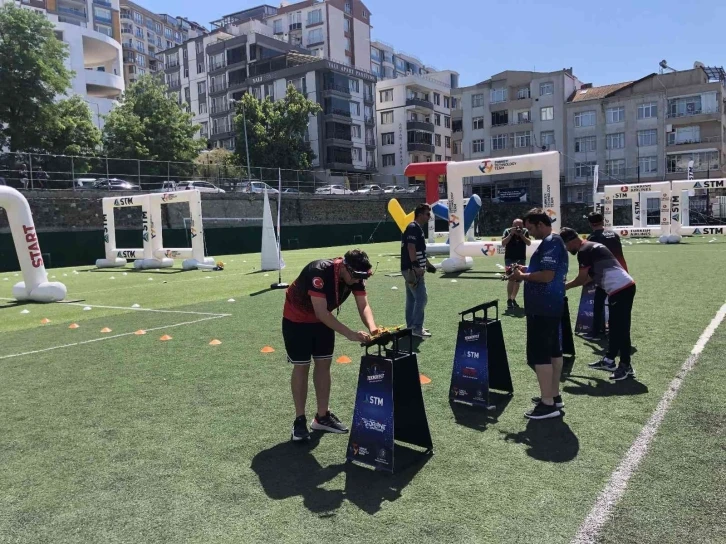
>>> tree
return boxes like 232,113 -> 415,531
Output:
194,148 -> 243,184
0,4 -> 73,151
234,85 -> 322,172
38,96 -> 102,156
103,75 -> 205,163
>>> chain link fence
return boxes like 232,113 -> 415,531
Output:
0,151 -> 415,195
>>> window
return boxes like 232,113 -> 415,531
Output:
379,89 -> 393,102
606,159 -> 626,176
343,17 -> 351,33
197,63 -> 204,74
307,28 -> 324,45
540,131 -> 555,146
344,2 -> 352,15
472,117 -> 484,130
452,142 -> 461,155
264,83 -> 275,100
352,147 -> 362,161
491,134 -> 507,150
515,110 -> 530,124
575,136 -> 596,153
445,136 -> 451,149
444,116 -> 450,128
540,82 -> 554,96
638,129 -> 657,147
473,139 -> 486,153
95,25 -> 113,37
638,102 -> 657,119
135,26 -> 143,38
472,93 -> 484,107
288,77 -> 305,93
667,151 -> 719,173
575,161 -> 597,178
638,156 -> 658,174
517,87 -> 530,99
184,87 -> 190,100
273,19 -> 283,33
540,106 -> 554,121
606,106 -> 625,124
606,133 -> 625,150
200,121 -> 208,138
435,134 -> 441,146
199,101 -> 207,114
184,68 -> 189,78
351,125 -> 361,138
382,132 -> 394,145
490,87 -> 507,104
434,114 -> 441,126
444,96 -> 450,108
345,38 -> 351,52
349,79 -> 359,93
349,101 -> 360,116
155,22 -> 162,34
198,82 -> 206,95
382,154 -> 395,167
133,10 -> 143,24
435,154 -> 442,161
574,110 -> 596,127
491,110 -> 508,126
667,125 -> 701,145
451,97 -> 458,109
380,111 -> 393,124
515,131 -> 531,148
308,9 -> 322,25
434,93 -> 441,106
668,94 -> 714,118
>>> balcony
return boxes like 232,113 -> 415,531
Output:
363,91 -> 374,103
210,104 -> 233,115
407,120 -> 434,132
408,142 -> 435,154
325,135 -> 354,147
289,23 -> 302,31
209,61 -> 226,73
406,97 -> 434,110
166,59 -> 180,68
57,6 -> 87,18
93,0 -> 112,6
58,16 -> 88,27
364,116 -> 375,126
324,108 -> 352,123
168,80 -> 181,89
667,106 -> 720,123
666,135 -> 722,151
322,83 -> 351,97
94,14 -> 113,25
209,82 -> 228,94
365,137 -> 376,148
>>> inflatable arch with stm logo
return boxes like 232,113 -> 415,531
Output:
0,186 -> 67,302
404,151 -> 562,273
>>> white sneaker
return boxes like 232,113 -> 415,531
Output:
413,329 -> 432,338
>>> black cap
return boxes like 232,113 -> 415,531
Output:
559,228 -> 580,243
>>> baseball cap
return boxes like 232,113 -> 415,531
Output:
559,228 -> 580,243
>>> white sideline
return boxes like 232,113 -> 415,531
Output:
0,315 -> 229,361
571,302 -> 726,544
0,298 -> 231,317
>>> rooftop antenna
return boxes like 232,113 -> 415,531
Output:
659,59 -> 676,74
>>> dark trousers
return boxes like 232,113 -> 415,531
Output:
592,286 -> 608,334
606,285 -> 636,367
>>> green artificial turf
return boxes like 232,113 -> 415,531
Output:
0,237 -> 724,543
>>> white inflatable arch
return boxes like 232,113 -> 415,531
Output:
0,186 -> 67,302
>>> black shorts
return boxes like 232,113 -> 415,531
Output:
526,315 -> 563,366
282,318 -> 335,365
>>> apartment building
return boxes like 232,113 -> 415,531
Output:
163,19 -> 378,175
210,0 -> 373,71
2,0 -> 125,129
565,63 -> 726,202
452,69 -> 582,199
370,40 -> 446,82
375,70 -> 459,183
120,1 -> 206,87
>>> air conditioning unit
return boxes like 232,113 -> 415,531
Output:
666,124 -> 673,132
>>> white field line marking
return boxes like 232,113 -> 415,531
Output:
0,298 -> 231,318
0,315 -> 229,361
571,301 -> 726,544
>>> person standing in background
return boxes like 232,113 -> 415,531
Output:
502,218 -> 531,309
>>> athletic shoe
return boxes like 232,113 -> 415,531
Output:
531,395 -> 564,408
610,366 -> 635,381
589,358 -> 617,372
311,411 -> 349,434
525,402 -> 562,420
507,299 -> 514,309
413,329 -> 432,338
511,300 -> 520,308
291,415 -> 310,441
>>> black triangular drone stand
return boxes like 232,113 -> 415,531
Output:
346,328 -> 433,474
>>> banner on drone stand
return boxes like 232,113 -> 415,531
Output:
346,354 -> 395,471
450,321 -> 489,407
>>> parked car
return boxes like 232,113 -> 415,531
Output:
315,184 -> 352,195
91,178 -> 140,191
384,185 -> 408,194
282,188 -> 300,194
407,185 -> 423,193
176,180 -> 226,193
154,180 -> 181,193
236,181 -> 279,194
355,184 -> 384,195
73,177 -> 97,189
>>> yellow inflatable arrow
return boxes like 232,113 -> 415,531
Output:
388,199 -> 415,232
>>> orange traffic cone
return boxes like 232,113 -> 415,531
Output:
419,374 -> 432,385
134,330 -> 146,335
260,346 -> 275,353
40,318 -> 50,324
159,335 -> 173,341
209,339 -> 222,346
100,327 -> 112,333
69,323 -> 80,329
336,356 -> 352,364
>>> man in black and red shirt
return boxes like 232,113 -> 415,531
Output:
282,249 -> 379,441
561,228 -> 637,382
586,212 -> 628,339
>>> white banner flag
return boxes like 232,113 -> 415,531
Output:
593,165 -> 599,212
687,160 -> 694,180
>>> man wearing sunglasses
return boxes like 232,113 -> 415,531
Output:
401,203 -> 437,338
283,249 -> 380,441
